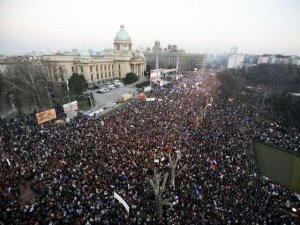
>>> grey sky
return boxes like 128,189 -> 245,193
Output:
0,0 -> 299,55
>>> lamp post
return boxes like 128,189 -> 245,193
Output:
65,81 -> 72,112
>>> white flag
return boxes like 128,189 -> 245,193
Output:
114,192 -> 130,213
66,80 -> 69,91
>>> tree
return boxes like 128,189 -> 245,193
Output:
2,62 -> 50,112
124,72 -> 138,84
217,71 -> 242,99
168,153 -> 186,188
241,64 -> 300,91
149,169 -> 172,218
68,73 -> 88,95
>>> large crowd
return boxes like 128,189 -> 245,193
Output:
0,73 -> 299,224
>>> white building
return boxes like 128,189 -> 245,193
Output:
258,54 -> 300,65
227,54 -> 245,69
42,25 -> 146,86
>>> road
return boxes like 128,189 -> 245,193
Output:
76,76 -> 148,116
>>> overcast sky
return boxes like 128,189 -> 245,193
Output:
0,0 -> 299,56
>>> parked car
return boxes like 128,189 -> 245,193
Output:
115,83 -> 125,88
113,79 -> 121,84
88,86 -> 98,90
96,88 -> 109,94
108,84 -> 116,90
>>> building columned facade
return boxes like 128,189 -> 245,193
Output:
42,25 -> 146,86
144,40 -> 206,72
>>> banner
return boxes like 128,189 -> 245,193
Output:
88,108 -> 104,117
144,87 -> 152,92
146,98 -> 155,102
63,101 -> 78,113
36,109 -> 57,124
114,192 -> 130,213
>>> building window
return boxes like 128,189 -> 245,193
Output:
108,65 -> 110,70
91,74 -> 93,81
100,65 -> 102,70
112,65 -> 114,70
76,66 -> 78,72
104,65 -> 106,70
119,65 -> 121,70
81,66 -> 83,73
97,74 -> 99,80
109,72 -> 111,77
101,73 -> 103,79
105,73 -> 107,78
90,66 -> 93,72
72,66 -> 74,72
96,66 -> 98,72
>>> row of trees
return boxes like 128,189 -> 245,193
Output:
237,63 -> 300,92
0,64 -> 89,115
0,62 -> 51,113
217,64 -> 300,125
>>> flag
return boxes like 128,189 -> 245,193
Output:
210,160 -> 217,171
192,186 -> 201,199
66,80 -> 69,91
114,192 -> 130,213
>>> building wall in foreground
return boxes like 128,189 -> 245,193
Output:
255,142 -> 300,192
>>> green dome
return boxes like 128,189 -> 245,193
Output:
114,25 -> 131,42
79,50 -> 91,62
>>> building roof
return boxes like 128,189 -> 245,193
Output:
79,50 -> 91,62
114,25 -> 131,42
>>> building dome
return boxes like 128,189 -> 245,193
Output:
42,49 -> 53,56
114,25 -> 131,42
79,50 -> 91,62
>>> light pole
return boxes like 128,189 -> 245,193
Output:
65,81 -> 72,112
89,94 -> 93,108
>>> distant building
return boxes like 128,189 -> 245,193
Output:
144,40 -> 206,72
258,54 -> 300,65
41,25 -> 146,86
227,54 -> 245,69
230,46 -> 238,54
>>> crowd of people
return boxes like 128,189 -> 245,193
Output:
0,73 -> 299,224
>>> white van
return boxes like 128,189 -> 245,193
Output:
108,84 -> 116,90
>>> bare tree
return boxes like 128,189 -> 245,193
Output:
2,62 -> 50,112
168,153 -> 186,188
149,169 -> 172,218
